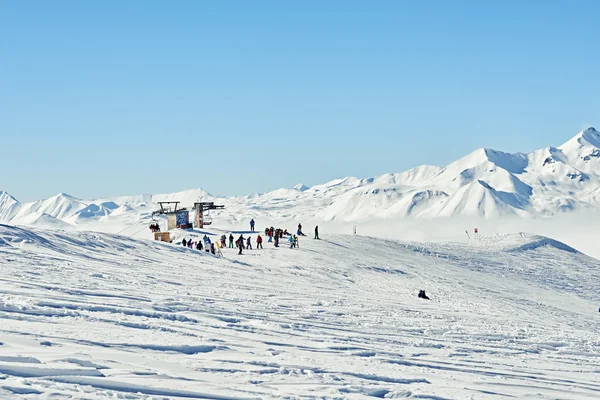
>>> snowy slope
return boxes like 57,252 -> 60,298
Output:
0,224 -> 598,399
3,127 -> 600,229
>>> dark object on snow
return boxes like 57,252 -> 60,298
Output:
314,226 -> 319,239
182,238 -> 187,247
418,290 -> 430,300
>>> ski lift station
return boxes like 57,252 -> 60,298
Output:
151,201 -> 225,232
194,202 -> 225,228
152,202 -> 192,230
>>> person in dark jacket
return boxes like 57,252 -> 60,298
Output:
210,243 -> 216,255
246,236 -> 252,250
418,290 -> 430,300
229,234 -> 234,248
250,219 -> 255,232
237,236 -> 244,254
182,238 -> 187,247
196,241 -> 203,251
314,226 -> 319,240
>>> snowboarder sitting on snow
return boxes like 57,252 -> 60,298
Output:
297,223 -> 306,236
418,290 -> 430,300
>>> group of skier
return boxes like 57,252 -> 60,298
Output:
181,235 -> 223,256
179,220 -> 321,256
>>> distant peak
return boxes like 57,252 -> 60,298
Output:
293,183 -> 309,191
0,191 -> 18,202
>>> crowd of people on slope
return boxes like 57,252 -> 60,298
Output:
178,220 -> 321,256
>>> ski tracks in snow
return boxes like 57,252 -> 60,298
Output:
0,225 -> 599,398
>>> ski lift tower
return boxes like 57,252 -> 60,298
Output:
194,202 -> 225,228
153,201 -> 192,230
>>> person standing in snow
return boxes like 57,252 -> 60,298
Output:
274,234 -> 279,247
314,226 -> 319,240
210,243 -> 216,255
196,241 -> 203,251
289,235 -> 295,248
229,234 -> 234,248
182,238 -> 187,247
250,219 -> 255,232
238,235 -> 245,249
256,234 -> 263,249
246,236 -> 252,250
237,237 -> 244,255
220,234 -> 226,248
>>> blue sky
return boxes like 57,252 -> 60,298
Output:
1,1 -> 598,201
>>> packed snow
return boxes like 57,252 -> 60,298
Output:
1,127 -> 600,398
0,224 -> 599,399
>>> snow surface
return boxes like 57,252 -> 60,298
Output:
0,224 -> 599,399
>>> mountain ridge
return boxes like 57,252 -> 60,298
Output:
2,127 -> 600,227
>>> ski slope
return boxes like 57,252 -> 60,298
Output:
0,224 -> 598,399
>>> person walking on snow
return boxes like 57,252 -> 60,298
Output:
237,237 -> 244,255
250,219 -> 255,232
257,234 -> 263,249
229,234 -> 234,248
314,226 -> 320,240
289,235 -> 295,248
246,236 -> 252,250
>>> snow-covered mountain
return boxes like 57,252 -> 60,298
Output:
3,127 -> 600,229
